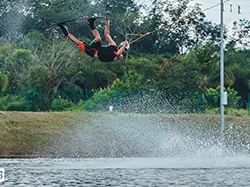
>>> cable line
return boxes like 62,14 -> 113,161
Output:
126,0 -> 230,45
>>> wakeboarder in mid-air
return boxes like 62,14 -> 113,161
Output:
58,18 -> 129,62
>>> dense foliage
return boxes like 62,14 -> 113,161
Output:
0,0 -> 249,112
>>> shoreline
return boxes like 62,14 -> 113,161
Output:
0,111 -> 249,158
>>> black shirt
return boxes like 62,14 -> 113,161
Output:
97,45 -> 118,62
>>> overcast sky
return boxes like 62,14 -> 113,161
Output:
139,0 -> 250,26
193,0 -> 250,25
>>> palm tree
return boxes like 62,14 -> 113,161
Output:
186,44 -> 234,90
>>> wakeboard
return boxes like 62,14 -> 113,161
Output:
47,16 -> 107,31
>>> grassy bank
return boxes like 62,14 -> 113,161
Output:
0,111 -> 249,158
0,111 -> 84,158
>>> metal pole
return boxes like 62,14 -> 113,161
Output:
115,90 -> 117,112
26,87 -> 28,112
220,0 -> 225,143
169,91 -> 172,114
196,91 -> 199,114
86,89 -> 88,112
142,91 -> 145,114
248,93 -> 250,115
56,88 -> 58,112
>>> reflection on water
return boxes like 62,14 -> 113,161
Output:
2,157 -> 250,169
1,157 -> 250,186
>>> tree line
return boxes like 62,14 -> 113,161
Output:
0,0 -> 249,111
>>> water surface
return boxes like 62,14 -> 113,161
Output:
1,156 -> 250,186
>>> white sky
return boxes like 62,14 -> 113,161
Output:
138,0 -> 250,26
193,0 -> 250,26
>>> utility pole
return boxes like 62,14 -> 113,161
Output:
220,0 -> 225,143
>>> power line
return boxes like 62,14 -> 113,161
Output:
202,2 -> 250,8
199,1 -> 250,7
127,0 -> 230,45
205,8 -> 250,14
205,8 -> 250,15
201,3 -> 250,15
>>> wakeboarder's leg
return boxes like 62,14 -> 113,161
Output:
88,18 -> 101,43
58,23 -> 69,36
58,24 -> 81,45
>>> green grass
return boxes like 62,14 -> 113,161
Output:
0,111 -> 249,158
0,111 -> 83,158
204,108 -> 249,116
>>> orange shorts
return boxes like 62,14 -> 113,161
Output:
78,41 -> 100,57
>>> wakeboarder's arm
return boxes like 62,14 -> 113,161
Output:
116,40 -> 128,56
104,19 -> 116,46
113,40 -> 128,61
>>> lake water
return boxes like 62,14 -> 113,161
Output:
1,156 -> 250,186
1,114 -> 250,186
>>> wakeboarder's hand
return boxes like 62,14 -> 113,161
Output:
106,19 -> 110,26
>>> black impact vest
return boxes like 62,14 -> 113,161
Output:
97,45 -> 118,62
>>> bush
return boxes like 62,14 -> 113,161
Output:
51,98 -> 76,111
72,88 -> 115,112
0,103 -> 5,111
86,89 -> 115,112
27,88 -> 50,111
179,92 -> 207,113
205,86 -> 241,109
6,100 -> 26,111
